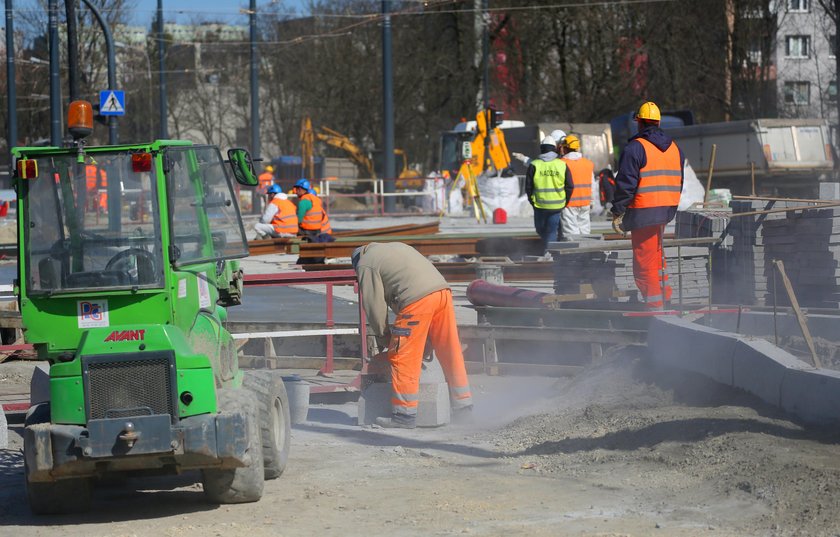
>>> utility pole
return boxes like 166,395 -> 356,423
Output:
482,0 -> 489,110
157,0 -> 168,139
80,0 -> 117,144
5,0 -> 17,166
250,0 -> 260,160
48,0 -> 62,146
382,0 -> 395,213
65,0 -> 79,102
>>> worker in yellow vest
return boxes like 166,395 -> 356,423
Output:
525,136 -> 573,254
293,178 -> 332,239
254,184 -> 299,239
559,134 -> 595,236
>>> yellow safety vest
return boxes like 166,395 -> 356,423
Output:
531,158 -> 568,210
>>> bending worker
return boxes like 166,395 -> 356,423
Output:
352,242 -> 473,429
559,134 -> 594,236
292,178 -> 333,239
254,184 -> 298,239
525,135 -> 572,253
611,101 -> 684,310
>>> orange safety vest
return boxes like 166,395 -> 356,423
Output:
300,192 -> 326,231
270,197 -> 299,235
629,139 -> 682,209
599,171 -> 615,203
320,211 -> 333,235
562,157 -> 594,207
258,172 -> 274,192
86,165 -> 108,209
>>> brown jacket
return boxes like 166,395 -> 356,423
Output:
353,242 -> 449,336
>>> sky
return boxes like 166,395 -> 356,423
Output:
131,0 -> 312,25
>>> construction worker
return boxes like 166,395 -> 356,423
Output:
254,184 -> 299,239
293,178 -> 332,239
525,135 -> 573,254
598,168 -> 617,214
85,163 -> 107,212
611,101 -> 684,310
258,165 -> 276,194
351,242 -> 473,429
559,134 -> 594,236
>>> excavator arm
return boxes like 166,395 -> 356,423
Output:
316,127 -> 377,179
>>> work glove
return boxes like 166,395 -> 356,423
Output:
511,152 -> 529,165
611,213 -> 625,235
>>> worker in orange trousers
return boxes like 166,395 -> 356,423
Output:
611,101 -> 684,310
352,242 -> 473,429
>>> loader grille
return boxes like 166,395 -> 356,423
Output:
82,352 -> 177,421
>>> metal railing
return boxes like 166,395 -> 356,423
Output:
316,176 -> 447,217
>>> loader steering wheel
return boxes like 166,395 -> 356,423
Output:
105,248 -> 158,285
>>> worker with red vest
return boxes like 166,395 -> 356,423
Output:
611,101 -> 684,310
254,184 -> 299,239
293,178 -> 332,239
559,134 -> 594,236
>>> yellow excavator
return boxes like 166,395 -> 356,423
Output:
300,116 -> 422,189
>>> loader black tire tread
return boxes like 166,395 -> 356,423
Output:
202,389 -> 264,504
24,403 -> 93,515
243,370 -> 291,479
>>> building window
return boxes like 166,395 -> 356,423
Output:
830,80 -> 838,102
788,0 -> 809,12
784,81 -> 810,105
785,35 -> 810,58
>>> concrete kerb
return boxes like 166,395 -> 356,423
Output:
648,316 -> 839,425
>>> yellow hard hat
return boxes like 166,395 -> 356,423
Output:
635,101 -> 661,122
563,134 -> 581,151
265,165 -> 275,173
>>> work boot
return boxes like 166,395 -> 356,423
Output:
375,413 -> 416,429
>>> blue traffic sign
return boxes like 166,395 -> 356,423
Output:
99,90 -> 125,116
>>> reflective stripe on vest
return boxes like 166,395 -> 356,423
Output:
300,193 -> 325,230
270,198 -> 299,235
563,157 -> 594,207
320,212 -> 333,235
531,158 -> 568,209
629,139 -> 682,209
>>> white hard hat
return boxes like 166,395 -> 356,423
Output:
541,135 -> 556,146
550,129 -> 567,144
275,192 -> 288,201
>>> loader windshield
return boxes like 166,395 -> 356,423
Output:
24,150 -> 164,294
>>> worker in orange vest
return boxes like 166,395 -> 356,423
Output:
611,102 -> 684,310
85,163 -> 108,212
258,165 -> 275,194
559,134 -> 594,236
254,184 -> 299,239
292,178 -> 332,239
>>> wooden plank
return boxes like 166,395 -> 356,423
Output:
773,260 -> 821,369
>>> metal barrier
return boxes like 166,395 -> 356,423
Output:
317,176 -> 446,217
241,270 -> 367,379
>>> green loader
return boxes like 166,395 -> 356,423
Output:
13,104 -> 290,514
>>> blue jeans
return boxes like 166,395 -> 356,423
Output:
533,208 -> 562,253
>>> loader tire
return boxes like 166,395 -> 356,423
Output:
202,389 -> 264,504
24,403 -> 93,515
243,370 -> 291,479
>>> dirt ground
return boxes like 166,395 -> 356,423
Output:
2,345 -> 840,536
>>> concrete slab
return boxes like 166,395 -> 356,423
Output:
649,316 -> 840,425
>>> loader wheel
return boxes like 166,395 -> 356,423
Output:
243,370 -> 291,479
202,389 -> 264,504
24,403 -> 93,515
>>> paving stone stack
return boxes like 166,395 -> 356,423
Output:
675,209 -> 733,302
728,200 -> 807,306
551,240 -> 710,306
762,205 -> 840,308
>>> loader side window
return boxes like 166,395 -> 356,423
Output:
165,146 -> 248,267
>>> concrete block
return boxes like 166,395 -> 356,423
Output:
819,182 -> 840,200
731,338 -> 811,407
358,381 -> 391,426
416,382 -> 451,427
648,317 -> 735,384
780,368 -> 840,424
30,364 -> 50,405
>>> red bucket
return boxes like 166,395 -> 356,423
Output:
492,208 -> 507,224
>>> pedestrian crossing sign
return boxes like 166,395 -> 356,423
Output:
99,90 -> 125,116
